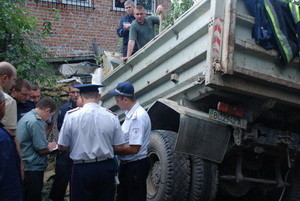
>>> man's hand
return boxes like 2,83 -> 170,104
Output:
37,141 -> 58,155
156,5 -> 164,15
58,144 -> 70,152
156,5 -> 166,21
48,141 -> 57,151
122,57 -> 128,63
114,144 -> 141,155
126,40 -> 136,59
123,23 -> 131,30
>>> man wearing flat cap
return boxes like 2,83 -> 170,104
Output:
58,84 -> 125,201
108,81 -> 151,201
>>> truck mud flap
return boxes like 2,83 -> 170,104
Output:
148,99 -> 231,163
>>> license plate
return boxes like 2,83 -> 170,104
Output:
209,109 -> 247,129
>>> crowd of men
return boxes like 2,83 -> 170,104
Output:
0,60 -> 152,201
0,1 -> 166,201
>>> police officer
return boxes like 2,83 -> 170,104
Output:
108,81 -> 151,201
58,84 -> 125,201
49,82 -> 81,201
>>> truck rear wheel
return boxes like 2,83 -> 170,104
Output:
147,130 -> 190,201
188,156 -> 218,201
283,164 -> 300,201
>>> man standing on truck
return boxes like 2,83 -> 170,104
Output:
124,5 -> 165,60
108,81 -> 151,201
117,0 -> 138,57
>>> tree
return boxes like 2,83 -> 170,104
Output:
0,0 -> 56,87
164,0 -> 195,28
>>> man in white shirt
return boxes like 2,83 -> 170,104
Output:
108,81 -> 151,201
58,84 -> 125,201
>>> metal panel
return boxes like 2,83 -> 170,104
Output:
150,99 -> 231,163
206,0 -> 300,104
176,115 -> 230,163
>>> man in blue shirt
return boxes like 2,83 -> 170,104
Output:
17,97 -> 57,201
117,0 -> 138,57
0,90 -> 22,201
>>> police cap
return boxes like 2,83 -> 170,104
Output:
107,82 -> 134,97
73,84 -> 105,93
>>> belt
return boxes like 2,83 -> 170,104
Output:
73,157 -> 111,164
120,157 -> 147,165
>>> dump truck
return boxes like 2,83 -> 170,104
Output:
101,0 -> 300,200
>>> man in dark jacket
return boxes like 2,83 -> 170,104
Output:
117,0 -> 138,57
48,82 -> 81,201
11,78 -> 35,121
0,90 -> 23,201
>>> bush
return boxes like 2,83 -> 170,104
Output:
0,0 -> 57,87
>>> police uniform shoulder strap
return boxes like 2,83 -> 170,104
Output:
67,107 -> 80,114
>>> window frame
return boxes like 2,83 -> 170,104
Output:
113,0 -> 156,14
41,0 -> 93,8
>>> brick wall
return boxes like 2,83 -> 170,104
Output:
24,0 -> 171,58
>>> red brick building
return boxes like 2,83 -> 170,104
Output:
24,0 -> 171,60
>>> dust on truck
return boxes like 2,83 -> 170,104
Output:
101,0 -> 300,200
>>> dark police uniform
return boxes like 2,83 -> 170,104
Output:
0,123 -> 22,201
58,84 -> 125,201
15,99 -> 35,122
49,99 -> 77,201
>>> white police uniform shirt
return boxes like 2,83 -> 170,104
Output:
119,102 -> 151,161
58,102 -> 124,161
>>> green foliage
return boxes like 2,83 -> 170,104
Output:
0,0 -> 57,87
163,0 -> 195,27
283,0 -> 300,5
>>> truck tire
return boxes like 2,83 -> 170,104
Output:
147,130 -> 190,201
188,156 -> 218,201
283,164 -> 300,201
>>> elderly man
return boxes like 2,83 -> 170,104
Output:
17,97 -> 57,201
125,5 -> 165,60
58,84 -> 125,201
108,81 -> 151,201
48,81 -> 81,201
0,90 -> 22,200
0,61 -> 24,180
11,78 -> 36,121
0,61 -> 17,134
117,0 -> 139,57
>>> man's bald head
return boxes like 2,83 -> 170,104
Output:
0,61 -> 17,92
0,62 -> 16,77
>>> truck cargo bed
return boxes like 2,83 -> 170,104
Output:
102,0 -> 300,122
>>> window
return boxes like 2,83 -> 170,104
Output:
113,0 -> 156,13
41,0 -> 94,8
